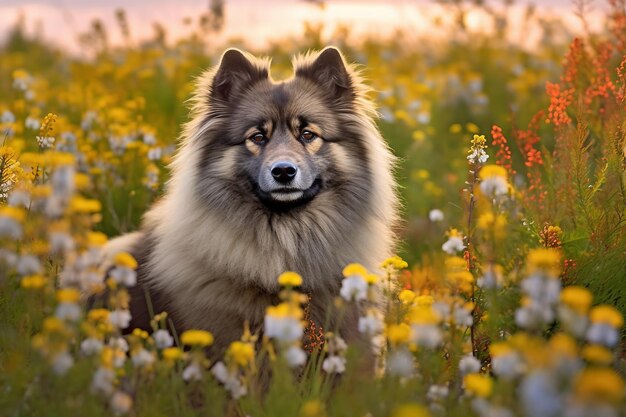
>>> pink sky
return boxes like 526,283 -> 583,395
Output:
0,0 -> 607,52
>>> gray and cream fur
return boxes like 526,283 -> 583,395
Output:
101,47 -> 398,353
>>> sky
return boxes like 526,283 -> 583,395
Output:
0,0 -> 607,52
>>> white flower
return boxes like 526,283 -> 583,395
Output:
109,266 -> 137,287
358,311 -> 384,335
36,136 -> 55,149
515,302 -> 555,330
479,176 -> 508,196
477,268 -> 502,289
284,345 -> 307,368
322,355 -> 346,374
131,348 -> 155,368
264,315 -> 303,343
81,338 -> 103,355
467,148 -> 489,164
51,165 -> 75,200
16,255 -> 42,275
453,306 -> 473,328
442,236 -> 465,254
410,324 -> 442,348
142,132 -> 156,145
109,310 -> 132,329
50,231 -> 75,254
8,190 -> 30,207
492,352 -> 524,380
557,307 -> 588,338
586,323 -> 619,347
183,362 -> 203,381
1,110 -> 15,123
92,367 -> 115,395
55,302 -> 82,322
211,362 -> 247,398
153,329 -> 174,349
51,352 -> 74,375
459,354 -> 481,375
25,116 -> 40,130
110,391 -> 133,415
427,384 -> 449,401
339,275 -> 368,302
428,209 -> 444,222
0,216 -> 22,239
386,348 -> 414,377
147,147 -> 162,160
520,372 -> 562,417
109,337 -> 129,352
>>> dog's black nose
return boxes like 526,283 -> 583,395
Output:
271,162 -> 298,183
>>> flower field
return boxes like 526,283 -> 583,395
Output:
1,1 -> 626,416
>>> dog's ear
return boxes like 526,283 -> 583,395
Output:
211,49 -> 268,102
296,47 -> 353,99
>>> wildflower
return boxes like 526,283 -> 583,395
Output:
278,271 -> 303,287
467,134 -> 489,164
589,305 -> 624,328
110,391 -> 133,415
16,255 -> 42,275
477,265 -> 503,289
442,229 -> 465,254
452,304 -> 473,328
410,324 -> 442,348
582,345 -> 613,365
81,338 -> 104,355
586,305 -> 623,347
322,355 -> 346,374
574,368 -> 625,403
300,400 -> 326,417
386,348 -> 414,377
21,274 -> 47,289
358,309 -> 384,335
153,329 -> 174,349
526,248 -> 561,275
36,136 -> 55,149
392,403 -> 431,417
478,165 -> 509,196
560,286 -> 593,314
181,329 -> 214,347
91,367 -> 115,395
427,384 -> 449,402
108,309 -> 132,329
227,341 -> 254,367
398,289 -> 416,304
284,345 -> 307,367
340,273 -> 368,302
520,372 -> 563,417
212,362 -> 247,398
55,302 -> 81,322
264,303 -> 303,343
182,362 -> 204,381
381,256 -> 408,270
131,348 -> 155,368
464,373 -> 493,397
490,343 -> 524,380
0,206 -> 25,238
387,323 -> 411,346
459,354 -> 481,375
162,347 -> 184,362
51,352 -> 74,375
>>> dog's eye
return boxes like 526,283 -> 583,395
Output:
250,133 -> 266,145
300,130 -> 317,143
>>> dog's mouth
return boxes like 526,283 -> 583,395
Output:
252,178 -> 322,211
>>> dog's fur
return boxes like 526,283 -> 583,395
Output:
97,47 -> 398,354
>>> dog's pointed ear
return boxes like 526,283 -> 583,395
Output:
296,47 -> 353,99
211,49 -> 268,102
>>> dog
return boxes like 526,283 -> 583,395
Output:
96,47 -> 398,355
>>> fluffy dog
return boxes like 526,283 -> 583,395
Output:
98,47 -> 398,354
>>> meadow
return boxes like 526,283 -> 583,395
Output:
1,1 -> 626,416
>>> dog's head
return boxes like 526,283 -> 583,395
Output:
188,47 -> 375,213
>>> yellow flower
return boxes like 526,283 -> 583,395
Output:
489,341 -> 513,357
574,368 -> 625,403
69,196 -> 102,213
342,263 -> 367,278
549,333 -> 578,358
526,248 -> 561,275
449,123 -> 462,133
407,305 -> 440,325
560,286 -> 593,314
589,305 -> 624,328
398,289 -> 416,304
300,400 -> 326,417
266,302 -> 303,320
0,206 -> 26,222
181,330 -> 214,347
582,345 -> 614,365
392,403 -> 431,417
56,288 -> 80,303
477,212 -> 507,238
114,252 -> 138,269
132,328 -> 149,339
464,373 -> 493,397
162,347 -> 184,361
88,308 -> 110,322
415,295 -> 434,306
227,341 -> 255,367
21,275 -> 47,289
381,255 -> 408,270
479,164 -> 507,180
364,274 -> 379,284
42,317 -> 65,333
278,271 -> 302,287
387,323 -> 411,345
87,231 -> 108,246
445,256 -> 467,271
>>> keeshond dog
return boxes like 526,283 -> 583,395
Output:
98,47 -> 398,354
